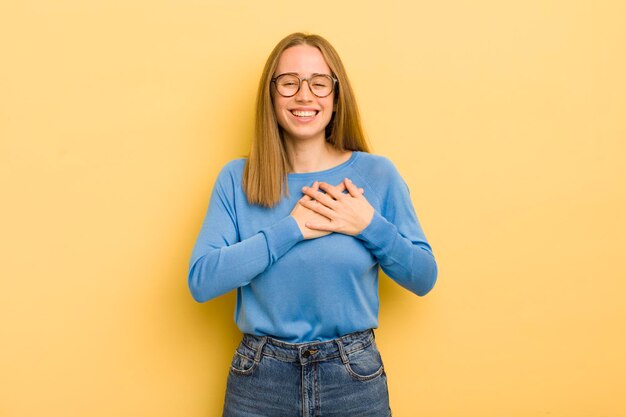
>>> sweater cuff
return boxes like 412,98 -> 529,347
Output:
355,212 -> 397,253
260,215 -> 304,264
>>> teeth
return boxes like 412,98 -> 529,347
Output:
291,110 -> 316,117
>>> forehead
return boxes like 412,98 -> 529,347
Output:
275,44 -> 331,75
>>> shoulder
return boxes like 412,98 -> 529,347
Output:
216,157 -> 247,182
352,152 -> 402,180
220,157 -> 247,176
212,158 -> 247,197
351,152 -> 409,202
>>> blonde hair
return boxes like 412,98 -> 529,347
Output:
243,32 -> 370,207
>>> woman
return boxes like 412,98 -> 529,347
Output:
188,32 -> 437,417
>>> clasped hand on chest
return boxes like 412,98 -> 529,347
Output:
290,177 -> 374,240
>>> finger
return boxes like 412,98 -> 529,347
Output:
317,182 -> 345,200
302,186 -> 339,208
333,182 -> 347,193
329,181 -> 363,195
301,181 -> 319,201
300,198 -> 336,219
295,200 -> 330,219
331,181 -> 351,196
344,178 -> 363,198
304,221 -> 335,232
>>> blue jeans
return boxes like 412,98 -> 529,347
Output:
222,329 -> 391,417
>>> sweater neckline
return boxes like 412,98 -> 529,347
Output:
287,151 -> 360,181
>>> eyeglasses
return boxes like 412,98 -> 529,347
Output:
271,73 -> 338,98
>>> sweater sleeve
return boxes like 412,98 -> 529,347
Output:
187,162 -> 304,303
355,159 -> 438,296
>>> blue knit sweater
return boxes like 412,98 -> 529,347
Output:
188,151 -> 437,342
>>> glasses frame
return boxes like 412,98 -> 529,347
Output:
271,72 -> 338,98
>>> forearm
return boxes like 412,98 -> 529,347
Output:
356,212 -> 438,296
188,233 -> 270,302
188,216 -> 303,302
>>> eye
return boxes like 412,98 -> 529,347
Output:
311,76 -> 332,87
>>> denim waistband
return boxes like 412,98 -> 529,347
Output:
241,329 -> 376,365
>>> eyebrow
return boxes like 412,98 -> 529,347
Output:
274,72 -> 333,77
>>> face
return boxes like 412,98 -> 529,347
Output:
271,44 -> 335,145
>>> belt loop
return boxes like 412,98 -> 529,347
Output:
335,337 -> 349,365
254,336 -> 267,363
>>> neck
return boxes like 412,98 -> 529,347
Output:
284,138 -> 349,173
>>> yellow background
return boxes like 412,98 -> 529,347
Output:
1,1 -> 625,416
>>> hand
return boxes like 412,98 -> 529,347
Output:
290,181 -> 333,240
299,178 -> 374,236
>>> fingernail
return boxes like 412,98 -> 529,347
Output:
302,186 -> 308,191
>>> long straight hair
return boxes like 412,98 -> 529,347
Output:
243,33 -> 370,207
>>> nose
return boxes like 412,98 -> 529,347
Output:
295,79 -> 313,101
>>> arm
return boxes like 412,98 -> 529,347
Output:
355,163 -> 437,296
356,211 -> 437,296
187,163 -> 303,303
300,162 -> 438,296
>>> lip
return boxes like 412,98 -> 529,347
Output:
289,108 -> 319,121
289,108 -> 319,115
289,107 -> 319,112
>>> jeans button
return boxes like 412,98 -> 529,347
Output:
302,349 -> 317,358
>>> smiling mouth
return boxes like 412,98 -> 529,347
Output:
290,110 -> 318,117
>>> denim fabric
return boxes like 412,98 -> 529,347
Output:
222,329 -> 391,417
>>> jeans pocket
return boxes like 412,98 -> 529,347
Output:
229,342 -> 260,376
342,342 -> 385,382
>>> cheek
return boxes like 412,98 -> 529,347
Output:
272,93 -> 289,112
325,94 -> 336,114
322,98 -> 335,122
272,97 -> 288,127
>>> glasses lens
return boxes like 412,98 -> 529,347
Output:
275,74 -> 300,97
309,75 -> 334,97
